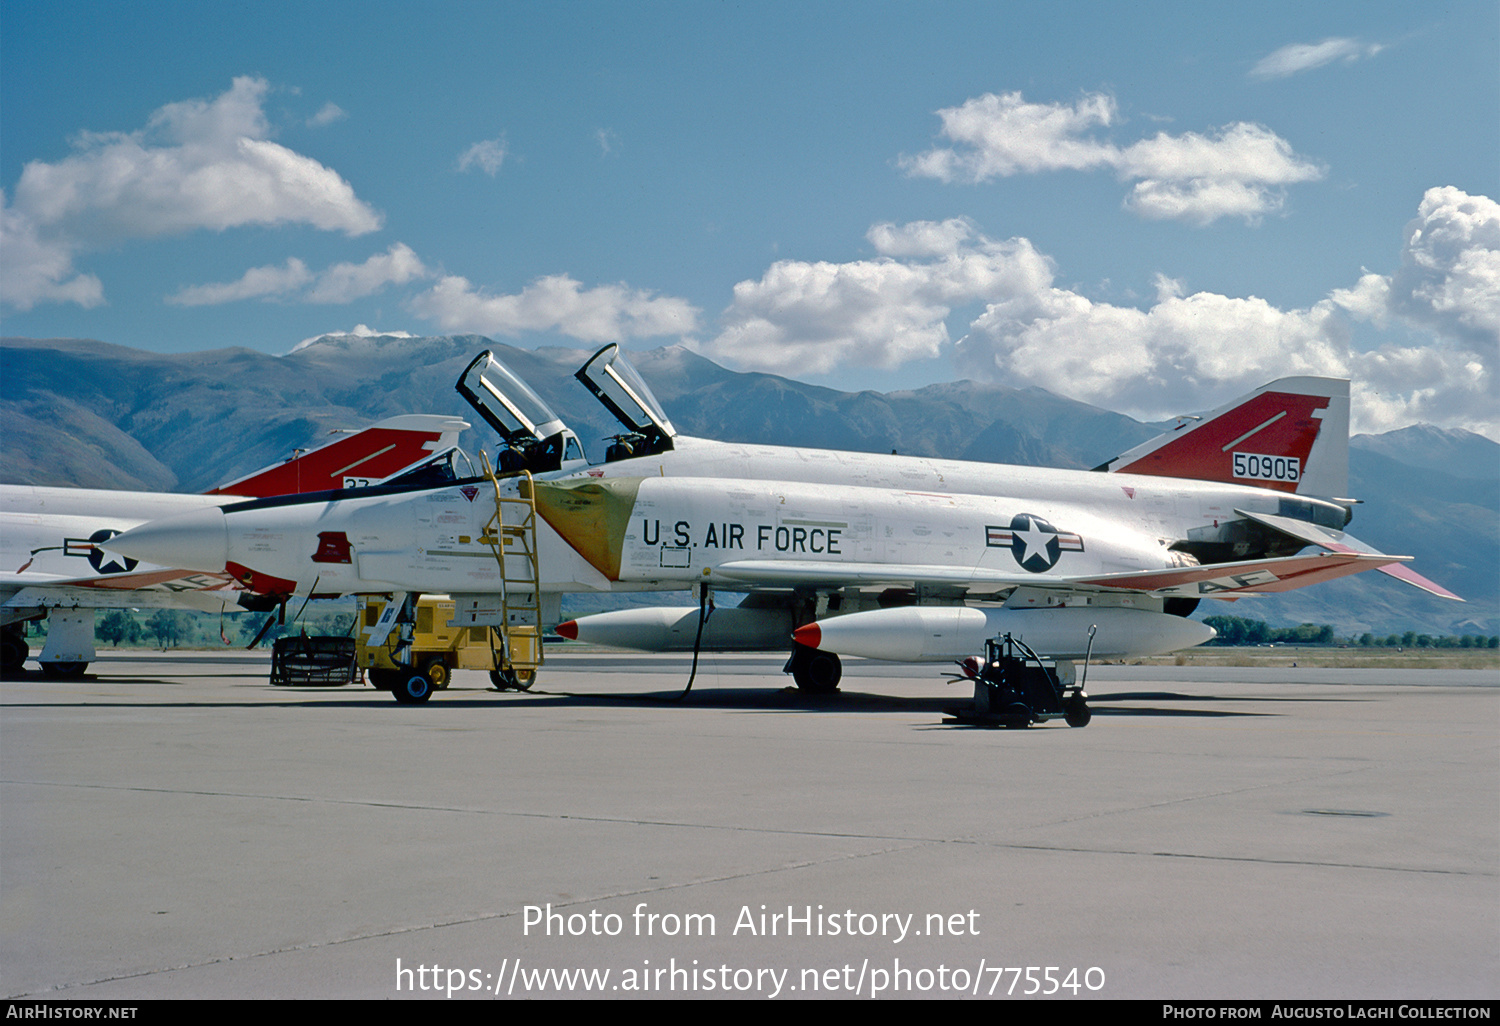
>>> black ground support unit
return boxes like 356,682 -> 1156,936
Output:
269,635 -> 358,687
944,633 -> 1091,728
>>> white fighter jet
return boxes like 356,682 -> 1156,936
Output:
1,414 -> 468,676
107,347 -> 1459,704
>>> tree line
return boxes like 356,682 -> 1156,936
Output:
83,609 -> 355,649
16,608 -> 1500,653
1202,615 -> 1498,649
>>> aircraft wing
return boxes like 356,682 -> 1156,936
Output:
6,567 -> 240,593
711,550 -> 1403,597
2,567 -> 245,625
1234,509 -> 1462,600
1069,550 -> 1406,596
713,559 -> 1040,589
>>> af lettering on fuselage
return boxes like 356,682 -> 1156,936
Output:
641,519 -> 843,555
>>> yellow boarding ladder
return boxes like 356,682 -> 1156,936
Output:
478,457 -> 543,685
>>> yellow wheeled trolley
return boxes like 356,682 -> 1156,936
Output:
356,595 -> 537,692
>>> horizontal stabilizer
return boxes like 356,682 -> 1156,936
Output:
1235,509 -> 1463,601
1074,551 -> 1403,597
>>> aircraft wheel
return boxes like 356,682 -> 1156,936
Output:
392,673 -> 433,704
1,629 -> 27,673
41,661 -> 87,678
1064,698 -> 1092,728
790,645 -> 841,694
421,658 -> 450,690
367,668 -> 402,690
489,667 -> 535,691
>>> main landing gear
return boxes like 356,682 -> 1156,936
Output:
786,642 -> 842,694
490,666 -> 535,691
1,625 -> 28,675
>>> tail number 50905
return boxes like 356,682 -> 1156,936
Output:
1232,452 -> 1300,482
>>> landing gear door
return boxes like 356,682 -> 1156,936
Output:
456,351 -> 585,474
574,343 -> 676,457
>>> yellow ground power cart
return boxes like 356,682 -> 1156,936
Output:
356,595 -> 539,692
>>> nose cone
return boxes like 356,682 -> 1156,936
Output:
110,506 -> 229,572
1170,615 -> 1217,651
792,623 -> 822,649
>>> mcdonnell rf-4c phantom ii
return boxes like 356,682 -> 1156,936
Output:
108,345 -> 1459,712
1,415 -> 468,676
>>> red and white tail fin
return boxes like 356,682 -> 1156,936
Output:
1098,377 -> 1349,498
204,415 -> 469,497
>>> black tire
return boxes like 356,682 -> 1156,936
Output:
789,644 -> 842,694
367,667 -> 402,690
1064,698 -> 1092,728
41,661 -> 87,678
1,630 -> 27,674
392,673 -> 433,704
489,667 -> 536,691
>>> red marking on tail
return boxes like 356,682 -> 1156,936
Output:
1112,392 -> 1329,492
206,428 -> 444,497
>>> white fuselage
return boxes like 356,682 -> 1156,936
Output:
109,436 -> 1309,603
0,485 -> 242,623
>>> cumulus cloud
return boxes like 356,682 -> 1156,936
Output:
308,102 -> 348,127
957,273 -> 1357,417
955,189 -> 1497,435
306,243 -> 429,303
899,91 -> 1323,225
167,258 -> 312,306
408,273 -> 700,342
12,77 -> 379,243
1,76 -> 381,311
458,137 -> 507,175
706,194 -> 1499,438
1383,186 -> 1500,350
167,243 -> 430,306
1117,123 -> 1323,225
1250,37 -> 1384,80
866,217 -> 978,259
0,191 -> 104,311
706,220 -> 1054,375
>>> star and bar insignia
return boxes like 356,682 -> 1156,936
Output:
986,513 -> 1084,573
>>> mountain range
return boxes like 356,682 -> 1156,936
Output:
2,334 -> 1493,636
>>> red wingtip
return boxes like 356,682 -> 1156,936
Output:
792,623 -> 821,649
555,620 -> 578,640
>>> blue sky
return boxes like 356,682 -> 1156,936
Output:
3,1 -> 1496,437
